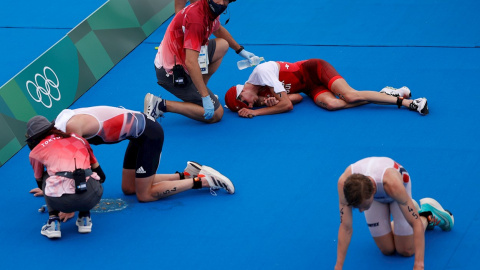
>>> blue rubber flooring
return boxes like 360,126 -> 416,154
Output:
1,1 -> 480,269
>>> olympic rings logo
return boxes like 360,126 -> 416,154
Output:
26,66 -> 61,108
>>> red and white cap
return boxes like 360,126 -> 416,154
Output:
224,84 -> 246,112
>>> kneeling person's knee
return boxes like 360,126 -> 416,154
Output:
379,247 -> 396,256
396,246 -> 415,257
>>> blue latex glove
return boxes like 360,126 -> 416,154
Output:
238,49 -> 256,63
202,96 -> 214,120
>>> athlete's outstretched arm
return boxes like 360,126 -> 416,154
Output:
335,168 -> 354,270
384,169 -> 425,269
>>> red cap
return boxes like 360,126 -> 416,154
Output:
224,85 -> 247,112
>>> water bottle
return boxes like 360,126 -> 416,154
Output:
237,56 -> 265,70
38,204 -> 47,213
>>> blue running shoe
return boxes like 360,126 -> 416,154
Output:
419,198 -> 454,231
41,216 -> 61,239
76,216 -> 92,233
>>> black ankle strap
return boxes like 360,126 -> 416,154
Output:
175,171 -> 185,180
396,97 -> 404,108
192,176 -> 202,189
419,211 -> 432,219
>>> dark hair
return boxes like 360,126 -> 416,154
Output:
26,127 -> 71,150
343,173 -> 375,207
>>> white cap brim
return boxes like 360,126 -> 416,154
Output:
236,84 -> 244,98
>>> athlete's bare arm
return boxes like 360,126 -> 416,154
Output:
65,114 -> 100,138
383,169 -> 425,269
335,167 -> 354,270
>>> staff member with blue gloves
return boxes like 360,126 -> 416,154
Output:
144,0 -> 257,123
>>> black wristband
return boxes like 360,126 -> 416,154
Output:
92,165 -> 106,183
235,45 -> 244,54
36,179 -> 43,189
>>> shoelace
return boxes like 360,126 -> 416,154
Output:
199,172 -> 221,196
428,215 -> 441,226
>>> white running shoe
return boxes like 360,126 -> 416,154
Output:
144,93 -> 164,119
198,166 -> 235,194
419,198 -> 454,231
409,98 -> 429,115
380,86 -> 412,99
184,161 -> 202,178
76,216 -> 93,233
41,217 -> 61,239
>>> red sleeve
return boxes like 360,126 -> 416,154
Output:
183,22 -> 206,52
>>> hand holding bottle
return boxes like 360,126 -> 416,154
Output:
237,56 -> 265,70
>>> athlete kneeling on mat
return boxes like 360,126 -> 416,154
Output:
335,157 -> 453,269
54,106 -> 233,199
30,106 -> 234,222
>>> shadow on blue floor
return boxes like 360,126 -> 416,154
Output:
1,1 -> 480,269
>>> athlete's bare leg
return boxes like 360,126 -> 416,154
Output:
373,216 -> 429,257
122,168 -> 210,202
315,91 -> 368,111
330,78 -> 414,108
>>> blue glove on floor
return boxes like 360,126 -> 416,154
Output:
202,96 -> 214,120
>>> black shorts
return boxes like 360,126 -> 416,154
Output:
155,39 -> 221,110
122,115 -> 164,178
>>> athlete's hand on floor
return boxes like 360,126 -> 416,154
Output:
29,188 -> 44,197
238,108 -> 256,118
